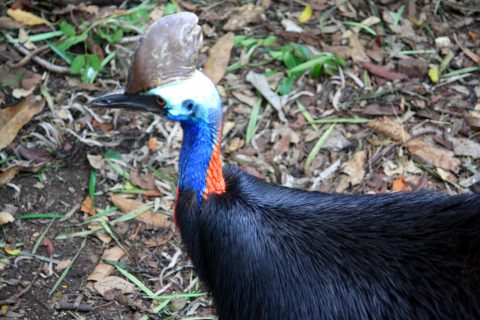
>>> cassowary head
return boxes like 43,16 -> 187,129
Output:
90,12 -> 221,126
90,12 -> 225,205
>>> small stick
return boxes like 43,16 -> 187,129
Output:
8,45 -> 49,68
3,32 -> 70,74
54,301 -> 93,312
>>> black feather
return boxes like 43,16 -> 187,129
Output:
176,165 -> 480,320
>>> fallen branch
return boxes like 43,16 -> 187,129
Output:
3,32 -> 70,74
8,45 -> 49,68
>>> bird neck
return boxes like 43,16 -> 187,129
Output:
178,120 -> 225,205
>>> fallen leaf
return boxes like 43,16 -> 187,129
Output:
428,66 -> 439,83
224,4 -> 265,31
4,245 -> 21,256
226,137 -> 245,153
392,175 -> 410,192
246,71 -> 287,122
0,212 -> 15,225
273,126 -> 299,154
7,8 -> 49,26
0,167 -> 20,188
41,238 -> 55,256
12,87 -> 35,99
367,117 -> 412,142
0,258 -> 9,271
281,19 -> 303,33
88,246 -> 126,282
298,4 -> 313,23
110,195 -> 168,229
130,172 -> 157,190
87,154 -> 105,170
0,16 -> 22,29
436,167 -> 457,183
361,62 -> 408,81
0,95 -> 45,151
89,222 -> 112,244
80,196 -> 96,215
406,139 -> 460,172
20,73 -> 42,90
94,276 -> 136,298
55,259 -> 71,272
336,151 -> 366,192
449,137 -> 480,159
204,32 -> 235,84
17,146 -> 53,163
147,137 -> 157,151
347,32 -> 370,63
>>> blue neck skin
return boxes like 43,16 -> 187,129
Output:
177,114 -> 220,205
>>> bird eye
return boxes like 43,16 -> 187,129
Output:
186,102 -> 194,111
155,96 -> 167,107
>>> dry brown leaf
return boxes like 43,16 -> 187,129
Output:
55,259 -> 71,272
449,137 -> 480,159
80,196 -> 96,215
87,154 -> 105,170
361,62 -> 408,81
407,139 -> 460,172
0,167 -> 20,188
41,238 -> 55,256
347,32 -> 369,63
0,212 -> 15,225
392,175 -> 410,192
88,221 -> 112,244
88,246 -> 126,282
204,32 -> 235,84
367,117 -> 411,143
7,9 -> 49,26
0,16 -> 22,29
224,4 -> 265,31
94,276 -> 136,298
110,194 -> 168,229
0,95 -> 45,151
226,137 -> 245,153
130,172 -> 157,190
147,137 -> 157,151
336,151 -> 366,192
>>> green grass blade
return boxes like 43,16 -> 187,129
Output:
89,169 -> 97,201
288,55 -> 331,74
45,40 -> 72,64
17,213 -> 64,220
304,124 -> 336,171
246,98 -> 262,144
9,30 -> 64,44
392,5 -> 405,27
296,101 -> 318,130
343,21 -> 377,36
115,265 -> 155,296
31,219 -> 55,256
442,66 -> 480,78
49,237 -> 86,296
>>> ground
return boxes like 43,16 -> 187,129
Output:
0,0 -> 479,319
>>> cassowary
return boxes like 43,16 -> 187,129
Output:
91,12 -> 480,320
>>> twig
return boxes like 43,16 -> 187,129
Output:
8,45 -> 49,68
3,32 -> 70,74
0,264 -> 42,305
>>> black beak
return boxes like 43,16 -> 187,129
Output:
89,90 -> 166,115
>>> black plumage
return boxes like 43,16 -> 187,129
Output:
177,166 -> 480,320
